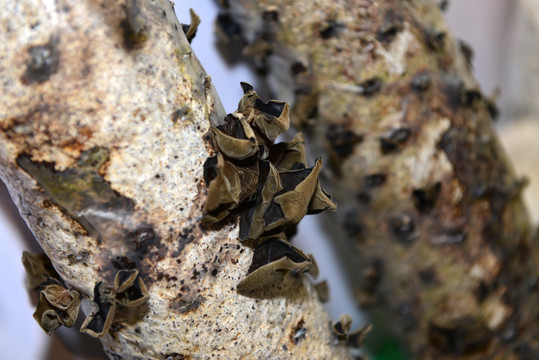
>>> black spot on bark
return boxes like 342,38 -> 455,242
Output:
426,30 -> 446,51
412,182 -> 441,213
364,173 -> 387,188
326,124 -> 363,159
319,20 -> 343,39
390,214 -> 416,243
411,72 -> 432,92
428,317 -> 492,355
380,128 -> 411,154
359,78 -> 382,96
21,37 -> 60,85
377,10 -> 403,43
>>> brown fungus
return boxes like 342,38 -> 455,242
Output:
236,238 -> 315,292
202,83 -> 336,292
80,281 -> 116,338
182,8 -> 200,43
113,269 -> 149,307
33,284 -> 81,334
22,251 -> 60,290
333,314 -> 353,340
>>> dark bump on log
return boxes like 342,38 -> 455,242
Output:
343,210 -> 362,237
290,61 -> 308,76
411,72 -> 432,92
21,36 -> 60,85
463,89 -> 483,106
163,353 -> 189,360
439,0 -> 450,11
458,39 -> 474,67
120,0 -> 148,50
412,182 -> 441,213
428,316 -> 493,355
476,281 -> 491,303
262,6 -> 279,22
359,78 -> 382,96
426,29 -> 446,51
419,268 -> 437,284
319,20 -> 343,39
291,318 -> 306,344
364,173 -> 387,188
377,10 -> 403,43
326,124 -> 363,159
380,128 -> 411,154
356,191 -> 371,204
390,214 -> 416,243
216,12 -> 243,40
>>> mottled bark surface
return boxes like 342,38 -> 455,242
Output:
220,0 -> 539,358
0,0 -> 350,358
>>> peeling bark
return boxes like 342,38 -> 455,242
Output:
220,0 -> 539,358
0,1 -> 351,358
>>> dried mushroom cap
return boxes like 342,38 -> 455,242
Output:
33,284 -> 80,333
210,122 -> 258,160
81,281 -> 116,338
237,238 -> 313,292
239,160 -> 283,241
250,100 -> 290,144
183,8 -> 200,43
308,182 -> 337,214
22,251 -> 59,290
333,313 -> 353,340
203,153 -> 259,223
113,269 -> 149,307
266,132 -> 307,171
314,281 -> 330,303
264,158 -> 324,233
347,324 -> 372,349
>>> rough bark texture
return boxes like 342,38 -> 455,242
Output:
0,0 -> 350,359
220,0 -> 539,358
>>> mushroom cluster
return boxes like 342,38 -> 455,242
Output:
202,83 -> 336,292
22,252 -> 81,334
81,269 -> 148,337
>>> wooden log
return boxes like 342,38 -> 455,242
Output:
219,0 -> 539,358
0,0 -> 350,358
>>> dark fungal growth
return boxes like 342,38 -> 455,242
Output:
22,252 -> 81,334
202,83 -> 335,292
181,9 -> 200,43
358,78 -> 382,96
380,127 -> 411,154
21,36 -> 60,85
120,0 -> 148,50
326,124 -> 363,160
81,282 -> 117,337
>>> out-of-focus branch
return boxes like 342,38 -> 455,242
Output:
219,0 -> 539,358
0,0 -> 351,358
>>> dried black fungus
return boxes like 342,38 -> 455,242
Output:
181,9 -> 200,43
237,238 -> 316,292
439,0 -> 450,11
380,128 -> 411,154
343,210 -> 362,237
22,252 -> 81,334
113,269 -> 149,307
333,314 -> 352,340
358,78 -> 382,96
202,83 -> 334,292
463,89 -> 483,106
326,124 -> 363,159
81,281 -> 116,338
21,37 -> 60,85
411,72 -> 432,92
419,268 -> 437,284
412,182 -> 441,212
347,324 -> 372,349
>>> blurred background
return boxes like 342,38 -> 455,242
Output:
1,0 -> 538,359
